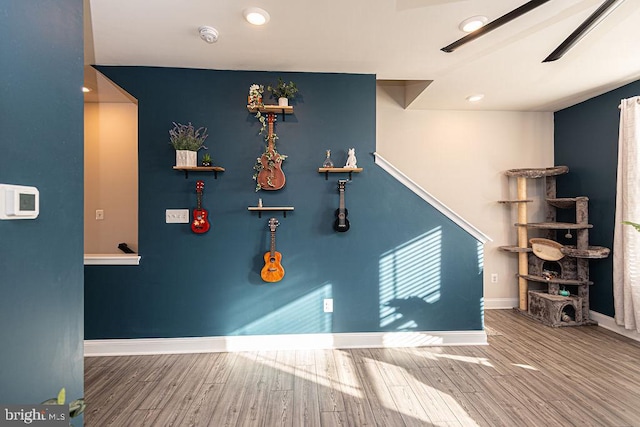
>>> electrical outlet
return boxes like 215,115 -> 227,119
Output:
166,209 -> 190,224
491,273 -> 498,283
323,298 -> 333,313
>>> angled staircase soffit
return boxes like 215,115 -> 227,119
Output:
377,80 -> 432,110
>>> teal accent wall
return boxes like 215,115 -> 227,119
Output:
555,80 -> 640,317
0,0 -> 84,408
85,66 -> 483,339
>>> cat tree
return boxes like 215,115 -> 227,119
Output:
499,166 -> 609,327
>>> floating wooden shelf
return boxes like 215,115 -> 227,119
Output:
173,166 -> 225,179
498,199 -> 533,204
247,104 -> 294,121
248,206 -> 294,218
515,222 -> 593,230
517,274 -> 593,286
546,197 -> 589,209
318,167 -> 363,180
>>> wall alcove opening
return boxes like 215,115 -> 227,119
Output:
83,66 -> 139,263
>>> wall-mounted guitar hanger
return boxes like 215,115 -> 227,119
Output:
441,0 -> 626,62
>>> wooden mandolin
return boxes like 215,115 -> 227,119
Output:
191,180 -> 210,234
257,112 -> 286,191
261,217 -> 285,282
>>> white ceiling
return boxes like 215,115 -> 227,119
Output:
85,0 -> 640,111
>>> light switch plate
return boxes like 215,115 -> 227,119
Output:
166,209 -> 190,224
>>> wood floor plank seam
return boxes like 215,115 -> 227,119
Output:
85,310 -> 640,427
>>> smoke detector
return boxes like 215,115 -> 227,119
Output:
198,26 -> 219,44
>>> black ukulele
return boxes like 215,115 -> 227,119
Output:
334,180 -> 350,232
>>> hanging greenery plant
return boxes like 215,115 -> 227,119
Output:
254,110 -> 278,142
252,147 -> 288,192
248,82 -> 290,192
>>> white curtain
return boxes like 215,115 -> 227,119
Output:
613,96 -> 640,332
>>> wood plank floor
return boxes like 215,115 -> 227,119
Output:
85,310 -> 640,426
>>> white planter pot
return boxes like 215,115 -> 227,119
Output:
278,97 -> 289,107
176,150 -> 197,167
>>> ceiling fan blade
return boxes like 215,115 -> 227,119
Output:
543,0 -> 626,62
441,0 -> 551,53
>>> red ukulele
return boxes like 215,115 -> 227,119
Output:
191,180 -> 210,234
257,113 -> 286,191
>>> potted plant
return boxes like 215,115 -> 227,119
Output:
201,152 -> 212,167
248,84 -> 264,107
267,78 -> 298,107
169,122 -> 208,167
42,387 -> 85,426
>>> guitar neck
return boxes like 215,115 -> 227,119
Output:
195,181 -> 205,211
267,113 -> 276,149
270,230 -> 276,256
339,187 -> 345,211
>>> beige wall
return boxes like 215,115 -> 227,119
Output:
84,103 -> 138,253
376,84 -> 554,304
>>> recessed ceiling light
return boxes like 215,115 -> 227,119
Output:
466,94 -> 485,102
459,16 -> 488,33
82,87 -> 91,93
244,7 -> 270,26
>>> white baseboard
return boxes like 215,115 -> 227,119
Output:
484,298 -> 518,309
589,311 -> 640,343
85,330 -> 488,357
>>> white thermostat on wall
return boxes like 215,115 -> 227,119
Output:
0,184 -> 40,220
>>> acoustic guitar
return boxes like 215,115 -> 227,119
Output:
257,113 -> 286,191
191,180 -> 210,234
261,217 -> 285,282
334,179 -> 350,232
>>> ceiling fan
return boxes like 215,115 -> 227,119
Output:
441,0 -> 625,62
